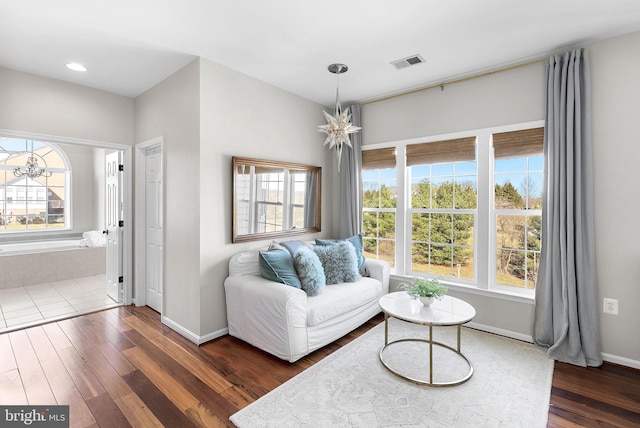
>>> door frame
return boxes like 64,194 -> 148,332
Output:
0,128 -> 133,305
134,136 -> 164,308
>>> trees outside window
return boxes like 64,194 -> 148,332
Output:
494,156 -> 543,289
410,162 -> 477,280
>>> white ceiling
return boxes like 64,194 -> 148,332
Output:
2,1 -> 640,107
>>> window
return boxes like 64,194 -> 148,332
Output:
362,147 -> 396,268
493,128 -> 543,290
408,137 -> 477,280
0,138 -> 69,232
362,123 -> 544,295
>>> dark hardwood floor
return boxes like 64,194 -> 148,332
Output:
0,305 -> 638,427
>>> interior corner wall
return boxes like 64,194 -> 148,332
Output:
135,59 -> 202,335
198,58 -> 327,337
361,31 -> 640,365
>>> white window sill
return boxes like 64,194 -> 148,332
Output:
390,273 -> 535,305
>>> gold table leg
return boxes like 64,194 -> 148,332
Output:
384,313 -> 389,345
429,324 -> 433,384
379,317 -> 473,387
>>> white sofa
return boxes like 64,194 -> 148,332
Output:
224,248 -> 390,362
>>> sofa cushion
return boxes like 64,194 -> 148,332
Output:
258,247 -> 302,289
316,234 -> 367,276
306,277 -> 383,326
294,246 -> 326,296
313,240 -> 359,284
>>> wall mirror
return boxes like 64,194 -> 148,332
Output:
232,156 -> 321,243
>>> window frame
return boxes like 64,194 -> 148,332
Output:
362,121 -> 544,300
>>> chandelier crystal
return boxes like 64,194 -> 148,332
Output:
318,63 -> 361,172
13,141 -> 52,179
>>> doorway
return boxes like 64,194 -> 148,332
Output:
0,132 -> 132,333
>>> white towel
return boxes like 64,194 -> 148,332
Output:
79,230 -> 107,247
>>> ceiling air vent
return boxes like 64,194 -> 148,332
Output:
390,54 -> 426,70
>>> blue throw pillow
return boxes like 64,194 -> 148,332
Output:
293,246 -> 326,296
279,240 -> 310,256
258,248 -> 302,289
316,234 -> 367,275
313,240 -> 359,285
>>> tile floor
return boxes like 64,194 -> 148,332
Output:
0,274 -> 120,333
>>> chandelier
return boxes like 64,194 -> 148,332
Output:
13,141 -> 52,179
317,63 -> 361,172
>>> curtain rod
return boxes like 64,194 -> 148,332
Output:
362,58 -> 545,106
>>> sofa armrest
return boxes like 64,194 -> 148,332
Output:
224,274 -> 309,361
365,259 -> 390,294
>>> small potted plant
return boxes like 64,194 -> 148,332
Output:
400,277 -> 447,306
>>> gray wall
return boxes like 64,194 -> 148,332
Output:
59,143 -> 106,233
361,32 -> 640,366
135,59 -> 202,334
0,66 -> 133,144
135,58 -> 328,338
589,32 -> 640,365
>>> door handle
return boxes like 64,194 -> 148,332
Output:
102,230 -> 108,235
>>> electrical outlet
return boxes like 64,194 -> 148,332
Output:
603,298 -> 618,315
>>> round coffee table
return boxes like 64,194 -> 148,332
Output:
378,291 -> 476,386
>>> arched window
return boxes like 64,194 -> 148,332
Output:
0,138 -> 70,233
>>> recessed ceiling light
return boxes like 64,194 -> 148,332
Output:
66,63 -> 88,72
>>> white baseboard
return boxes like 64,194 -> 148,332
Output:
467,321 -> 640,370
466,321 -> 534,343
602,352 -> 640,370
199,328 -> 229,344
161,315 -> 228,345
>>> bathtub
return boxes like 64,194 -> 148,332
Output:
0,239 -> 85,256
0,239 -> 106,289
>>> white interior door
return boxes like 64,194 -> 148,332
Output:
144,146 -> 163,312
105,151 -> 123,303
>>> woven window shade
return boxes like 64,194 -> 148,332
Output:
406,137 -> 476,166
362,147 -> 396,170
493,127 -> 544,159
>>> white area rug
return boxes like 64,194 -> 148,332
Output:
230,318 -> 554,428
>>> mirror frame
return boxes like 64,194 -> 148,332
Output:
232,156 -> 322,243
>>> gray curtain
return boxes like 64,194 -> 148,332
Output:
533,49 -> 602,367
338,103 -> 363,238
